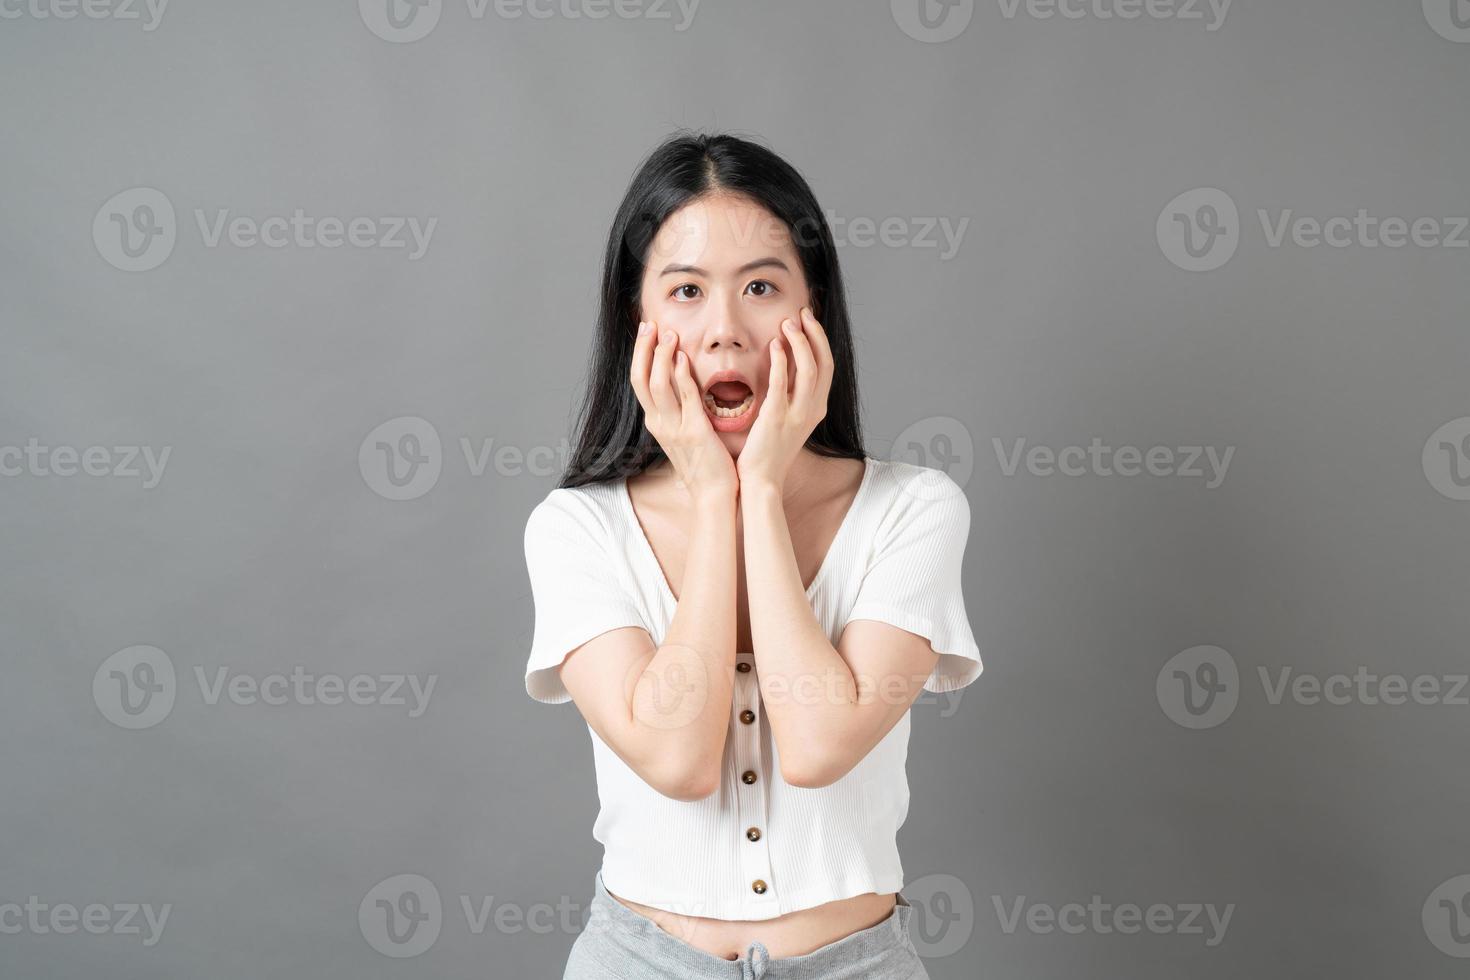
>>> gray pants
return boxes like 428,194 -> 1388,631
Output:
563,871 -> 931,979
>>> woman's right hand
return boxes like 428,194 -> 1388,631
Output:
629,320 -> 738,500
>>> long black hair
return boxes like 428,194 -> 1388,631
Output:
558,130 -> 866,489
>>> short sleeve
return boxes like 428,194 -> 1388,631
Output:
844,468 -> 983,694
523,489 -> 647,704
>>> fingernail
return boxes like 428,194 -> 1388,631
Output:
782,319 -> 795,331
638,321 -> 650,336
661,331 -> 674,344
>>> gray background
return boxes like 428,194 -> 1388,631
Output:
3,0 -> 1468,976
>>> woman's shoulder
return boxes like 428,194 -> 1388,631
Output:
863,456 -> 968,509
524,478 -> 628,548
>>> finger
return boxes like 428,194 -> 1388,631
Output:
801,306 -> 835,406
648,328 -> 679,417
800,306 -> 834,381
782,316 -> 818,410
764,337 -> 789,418
628,320 -> 655,412
672,350 -> 702,422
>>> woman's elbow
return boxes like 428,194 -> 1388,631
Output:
780,753 -> 846,789
646,760 -> 721,802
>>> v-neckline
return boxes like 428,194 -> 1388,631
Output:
618,456 -> 875,606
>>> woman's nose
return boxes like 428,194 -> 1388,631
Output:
702,304 -> 752,351
704,329 -> 745,351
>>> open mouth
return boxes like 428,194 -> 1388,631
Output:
702,380 -> 755,419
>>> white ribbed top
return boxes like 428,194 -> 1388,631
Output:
522,457 -> 983,920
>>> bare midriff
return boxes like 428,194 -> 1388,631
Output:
606,887 -> 897,961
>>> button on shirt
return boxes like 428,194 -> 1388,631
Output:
522,457 -> 983,921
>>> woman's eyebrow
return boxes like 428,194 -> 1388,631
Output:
658,257 -> 790,278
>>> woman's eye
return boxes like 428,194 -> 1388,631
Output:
746,280 -> 778,297
671,283 -> 701,300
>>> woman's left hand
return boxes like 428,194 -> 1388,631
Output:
737,306 -> 834,492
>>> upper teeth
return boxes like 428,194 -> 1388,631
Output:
704,391 -> 754,418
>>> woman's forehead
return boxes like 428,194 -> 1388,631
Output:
649,194 -> 795,269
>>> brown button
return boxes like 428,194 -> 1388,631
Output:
736,662 -> 751,673
751,879 -> 767,894
739,709 -> 756,725
741,770 -> 757,785
746,827 -> 761,842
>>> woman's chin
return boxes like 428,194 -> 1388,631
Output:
716,430 -> 748,456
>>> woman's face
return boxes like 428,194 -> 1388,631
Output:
636,192 -> 813,455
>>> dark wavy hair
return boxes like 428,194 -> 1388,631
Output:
558,130 -> 865,489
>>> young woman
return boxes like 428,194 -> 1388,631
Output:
523,132 -> 983,979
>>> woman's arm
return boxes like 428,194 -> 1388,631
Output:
739,308 -> 937,788
741,482 -> 936,789
561,486 -> 737,802
560,322 -> 739,802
